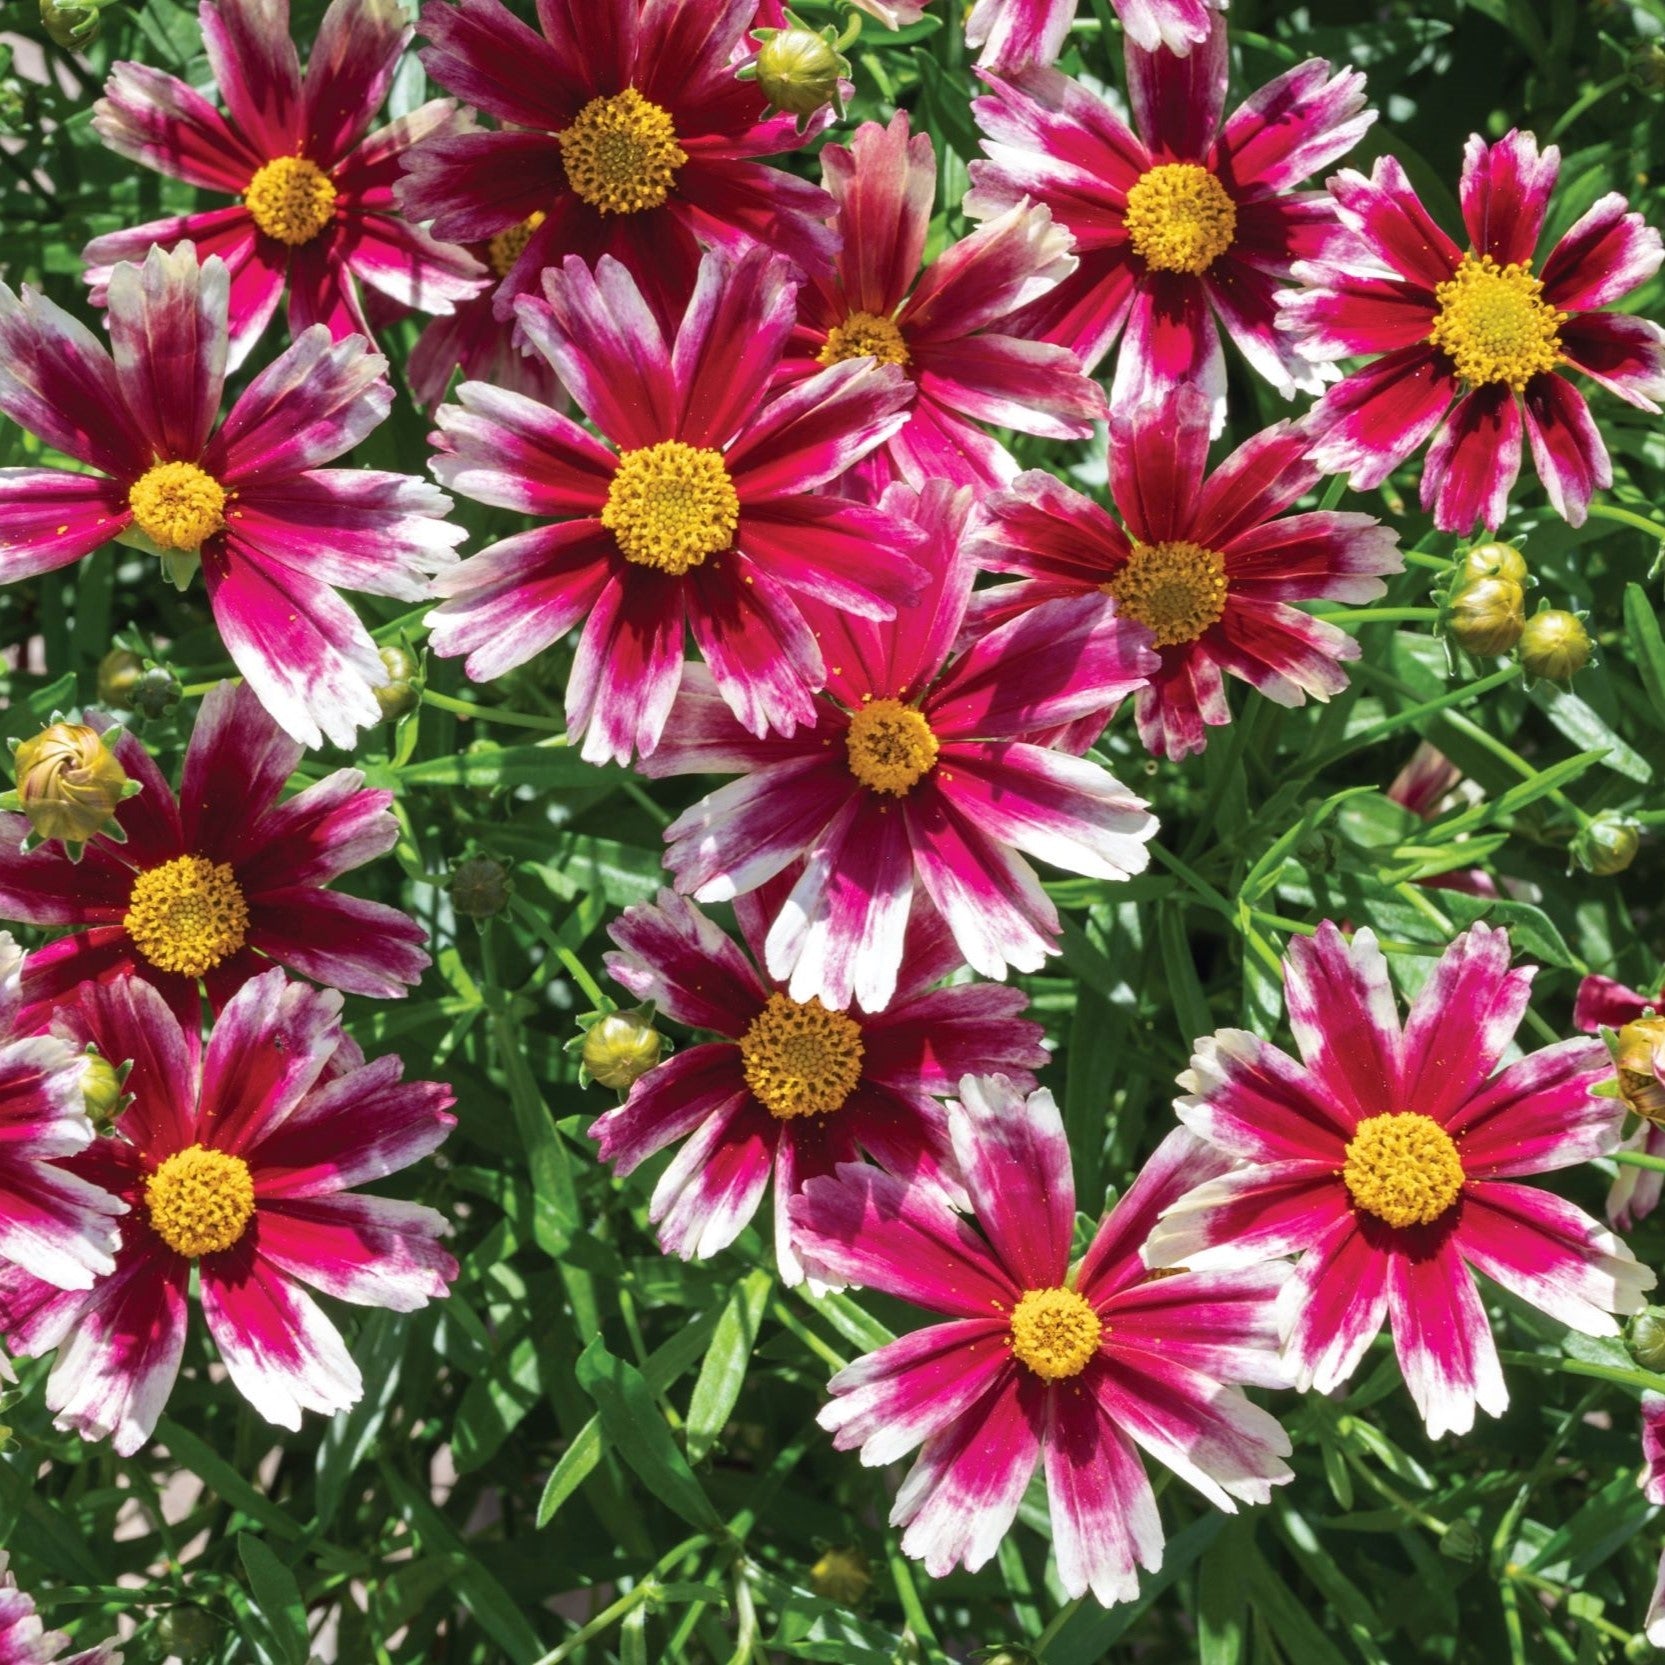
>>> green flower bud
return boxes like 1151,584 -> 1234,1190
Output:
1615,1015 -> 1665,1126
1438,1519 -> 1482,1564
1445,576 -> 1525,657
449,853 -> 513,920
155,1606 -> 219,1660
13,723 -> 132,848
1456,539 -> 1529,588
39,0 -> 108,50
581,1009 -> 665,1090
1519,608 -> 1591,682
374,644 -> 421,723
1629,1308 -> 1665,1372
1628,40 -> 1665,92
128,664 -> 183,720
808,1546 -> 871,1606
96,648 -> 146,710
746,12 -> 848,126
1572,812 -> 1640,878
80,1050 -> 124,1129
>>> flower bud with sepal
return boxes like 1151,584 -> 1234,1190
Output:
740,9 -> 850,128
1520,608 -> 1592,684
3,719 -> 141,857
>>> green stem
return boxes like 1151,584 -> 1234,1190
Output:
421,689 -> 570,734
1503,1565 -> 1636,1644
1442,709 -> 1593,829
528,1534 -> 712,1665
1500,1349 -> 1665,1396
507,896 -> 610,1010
1584,501 -> 1665,543
1614,1148 -> 1665,1174
1312,607 -> 1441,625
1548,72 -> 1630,141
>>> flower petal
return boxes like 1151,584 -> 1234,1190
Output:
1459,130 -> 1559,267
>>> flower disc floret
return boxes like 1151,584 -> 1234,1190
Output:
1009,1286 -> 1103,1381
1427,254 -> 1565,391
127,461 -> 227,552
558,88 -> 688,215
1123,163 -> 1237,275
739,992 -> 865,1120
486,211 -> 546,279
1107,539 -> 1229,647
602,440 -> 740,574
845,699 -> 939,796
819,310 -> 911,368
144,1144 -> 256,1258
244,155 -> 338,246
124,854 -> 250,978
1342,1112 -> 1464,1228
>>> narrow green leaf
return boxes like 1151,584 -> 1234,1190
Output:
1625,582 -> 1665,727
236,1535 -> 309,1665
686,1269 -> 773,1464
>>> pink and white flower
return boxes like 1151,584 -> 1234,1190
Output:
976,384 -> 1401,759
0,934 -> 124,1294
0,681 -> 429,1033
848,0 -> 1226,64
782,112 -> 1105,490
407,256 -> 563,412
0,969 -> 456,1456
400,0 -> 837,330
790,1075 -> 1292,1602
425,247 -> 922,765
85,0 -> 484,369
0,1553 -> 119,1665
592,885 -> 1047,1283
1575,975 -> 1665,1231
1280,131 -> 1665,533
0,244 -> 464,750
967,16 -> 1372,417
1147,921 -> 1653,1439
644,480 -> 1158,1013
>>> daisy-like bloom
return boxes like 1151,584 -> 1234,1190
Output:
848,0 -> 1225,63
592,885 -> 1047,1283
784,112 -> 1106,490
0,681 -> 430,1032
975,385 -> 1402,760
0,933 -> 124,1293
0,245 -> 463,750
967,17 -> 1373,417
1147,921 -> 1654,1439
0,1553 -> 120,1665
84,0 -> 484,370
0,968 -> 456,1456
1281,132 -> 1665,533
399,0 -> 838,330
791,1076 -> 1293,1601
645,480 -> 1158,1013
425,248 -> 921,765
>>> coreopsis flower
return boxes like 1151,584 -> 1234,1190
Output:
846,0 -> 1226,63
0,969 -> 456,1456
1147,922 -> 1653,1439
1280,132 -> 1665,533
975,386 -> 1402,759
0,934 -> 124,1293
592,887 -> 1047,1283
644,481 -> 1157,1012
0,681 -> 430,1031
783,112 -> 1106,489
83,0 -> 484,369
0,244 -> 464,750
1576,976 -> 1665,1230
967,17 -> 1373,417
790,1077 -> 1292,1602
398,0 -> 838,330
0,1552 -> 120,1665
425,248 -> 921,765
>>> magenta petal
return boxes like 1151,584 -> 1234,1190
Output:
178,680 -> 303,856
687,554 -> 823,741
1127,12 -> 1227,161
1307,345 -> 1457,491
396,127 -> 566,246
1420,383 -> 1523,535
1107,1263 -> 1290,1388
649,1091 -> 777,1262
591,1045 -> 750,1177
1109,273 -> 1226,430
1574,974 -> 1656,1033
566,569 -> 688,766
1327,155 -> 1463,288
1540,192 -> 1665,311
247,887 -> 429,997
1145,1159 -> 1347,1270
1559,311 -> 1665,412
254,1192 -> 455,1311
1110,382 -> 1213,543
1214,58 -> 1374,197
1523,372 -> 1610,527
1171,1028 -> 1355,1166
0,470 -> 132,582
302,0 -> 411,163
200,0 -> 303,158
965,0 -> 1079,68
415,0 -> 584,130
1277,1211 -> 1389,1393
863,983 -> 1045,1095
822,113 -> 935,317
1282,922 -> 1400,1121
1446,1035 -> 1620,1177
604,889 -> 766,1036
1459,130 -> 1559,267
92,60 -> 265,191
338,211 -> 487,319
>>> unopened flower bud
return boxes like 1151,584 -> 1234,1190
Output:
1446,576 -> 1525,657
1520,609 -> 1591,682
449,853 -> 512,920
80,1050 -> 124,1129
40,0 -> 108,50
1457,539 -> 1529,588
96,648 -> 145,709
155,1606 -> 219,1660
1629,1308 -> 1665,1372
1615,1015 -> 1665,1125
808,1546 -> 871,1606
374,644 -> 421,723
13,724 -> 132,848
1572,812 -> 1640,878
746,12 -> 848,125
581,1009 -> 665,1090
1438,1519 -> 1482,1564
1629,40 -> 1665,92
976,1651 -> 1041,1665
128,664 -> 182,720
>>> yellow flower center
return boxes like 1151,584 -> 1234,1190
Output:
244,155 -> 338,245
738,992 -> 865,1120
145,1144 -> 256,1258
1008,1286 -> 1103,1381
558,88 -> 687,215
124,854 -> 250,979
1428,254 -> 1565,391
818,310 -> 911,368
127,461 -> 226,553
1106,539 -> 1228,647
1341,1112 -> 1465,1229
486,210 -> 547,279
602,440 -> 739,575
844,699 -> 939,796
1123,163 -> 1236,275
